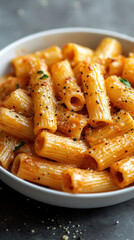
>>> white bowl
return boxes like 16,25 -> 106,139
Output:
0,28 -> 134,208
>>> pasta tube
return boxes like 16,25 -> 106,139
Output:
62,168 -> 119,193
62,43 -> 94,67
3,96 -> 87,139
85,130 -> 134,170
0,75 -> 28,100
35,45 -> 63,67
51,60 -> 85,111
56,104 -> 88,139
30,64 -> 57,135
122,58 -> 134,87
93,38 -> 122,62
35,131 -> 88,167
2,95 -> 87,139
105,75 -> 134,116
12,55 -> 46,79
0,143 -> 15,169
3,89 -> 33,117
0,132 -> 33,169
73,62 -> 84,87
110,156 -> 134,188
81,63 -> 112,127
11,153 -> 75,190
85,110 -> 134,146
104,55 -> 125,77
0,132 -> 18,169
0,107 -> 34,140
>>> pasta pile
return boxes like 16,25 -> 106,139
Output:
1,38 -> 134,194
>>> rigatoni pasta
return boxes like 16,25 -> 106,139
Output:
0,132 -> 18,169
62,168 -> 119,193
51,60 -> 85,111
93,38 -> 122,63
62,43 -> 94,67
12,55 -> 46,80
85,110 -> 134,146
0,132 -> 34,169
30,62 -> 57,135
85,130 -> 134,171
11,153 -> 76,190
1,37 -> 134,194
35,131 -> 88,167
110,156 -> 134,188
35,45 -> 63,67
0,107 -> 34,140
3,89 -> 33,117
73,62 -> 84,87
104,55 -> 125,77
0,75 -> 28,100
56,104 -> 88,139
81,63 -> 112,127
105,75 -> 134,116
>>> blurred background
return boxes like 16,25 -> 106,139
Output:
1,1 -> 134,240
0,0 -> 134,49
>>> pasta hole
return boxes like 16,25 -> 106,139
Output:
70,97 -> 81,108
67,50 -> 74,61
85,156 -> 98,170
105,64 -> 110,73
63,173 -> 74,192
65,91 -> 85,111
115,171 -> 123,183
12,157 -> 20,175
35,135 -> 44,151
96,121 -> 106,127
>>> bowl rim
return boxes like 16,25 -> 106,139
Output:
1,166 -> 134,198
0,27 -> 134,56
0,27 -> 134,199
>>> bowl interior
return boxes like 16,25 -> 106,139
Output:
0,28 -> 134,208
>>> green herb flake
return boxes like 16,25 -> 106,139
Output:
39,74 -> 49,79
16,84 -> 20,89
13,141 -> 25,152
37,70 -> 44,74
119,78 -> 131,87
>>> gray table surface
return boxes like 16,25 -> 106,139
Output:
0,0 -> 134,239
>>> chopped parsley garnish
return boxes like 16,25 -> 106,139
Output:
13,141 -> 25,152
37,70 -> 44,74
37,70 -> 49,79
119,78 -> 131,87
39,74 -> 49,79
16,84 -> 20,89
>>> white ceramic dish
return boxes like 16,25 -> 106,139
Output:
0,28 -> 134,208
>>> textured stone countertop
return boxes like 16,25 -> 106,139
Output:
0,0 -> 134,239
